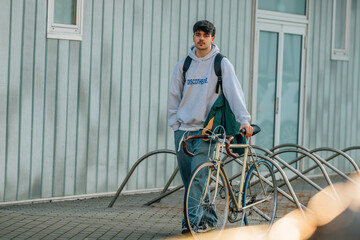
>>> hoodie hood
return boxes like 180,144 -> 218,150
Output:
188,44 -> 220,62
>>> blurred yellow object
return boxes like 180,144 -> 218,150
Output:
268,210 -> 316,240
166,173 -> 360,240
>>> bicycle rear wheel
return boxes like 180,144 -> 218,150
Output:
242,160 -> 277,226
186,162 -> 229,239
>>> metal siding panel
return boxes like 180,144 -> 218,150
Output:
351,1 -> 360,163
220,0 -> 230,55
136,0 -> 151,190
309,0 -> 320,150
115,0 -> 128,191
120,0 -> 133,190
53,40 -> 69,197
30,0 -> 47,200
228,0 -> 239,66
87,0 -> 103,194
235,0 -> 246,89
179,0 -> 190,59
107,0 -> 123,191
128,0 -> 142,189
197,0 -> 206,19
0,0 -> 11,201
241,0 -> 252,101
213,0 -> 223,47
339,62 -> 349,170
146,0 -> 161,189
320,0 -> 333,148
64,41 -> 80,196
18,0 -> 37,201
97,0 -> 114,193
75,0 -> 92,195
164,0 -> 180,185
315,0 -> 327,148
42,39 -> 58,198
157,0 -> 171,188
205,0 -> 215,20
303,0 -> 314,150
6,0 -> 24,201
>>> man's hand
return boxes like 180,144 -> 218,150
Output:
240,124 -> 254,139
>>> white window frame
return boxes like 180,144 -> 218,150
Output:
47,0 -> 84,41
331,0 -> 351,61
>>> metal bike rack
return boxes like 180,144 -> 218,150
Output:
251,146 -> 337,200
109,144 -> 360,215
108,149 -> 176,208
227,154 -> 307,214
267,144 -> 360,188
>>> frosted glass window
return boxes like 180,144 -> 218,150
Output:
334,0 -> 346,49
279,34 -> 302,164
47,0 -> 83,41
332,0 -> 351,60
54,0 -> 76,25
258,0 -> 306,15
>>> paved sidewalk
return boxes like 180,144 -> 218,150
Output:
0,190 -> 185,240
0,178 -> 328,240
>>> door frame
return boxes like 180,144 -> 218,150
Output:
250,3 -> 308,155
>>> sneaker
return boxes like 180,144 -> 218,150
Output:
196,223 -> 216,233
181,226 -> 190,234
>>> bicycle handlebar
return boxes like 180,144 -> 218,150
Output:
182,135 -> 238,158
181,124 -> 261,158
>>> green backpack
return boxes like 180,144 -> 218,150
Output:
182,53 -> 246,154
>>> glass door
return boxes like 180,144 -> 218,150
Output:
253,22 -> 306,166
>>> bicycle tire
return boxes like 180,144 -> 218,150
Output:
186,162 -> 229,239
241,160 -> 277,226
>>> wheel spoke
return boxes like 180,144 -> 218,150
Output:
242,160 -> 278,226
186,163 -> 229,239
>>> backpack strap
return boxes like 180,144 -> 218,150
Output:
214,53 -> 224,94
182,56 -> 192,84
182,53 -> 224,92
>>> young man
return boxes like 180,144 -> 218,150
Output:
168,20 -> 253,233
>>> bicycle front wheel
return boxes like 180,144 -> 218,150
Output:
242,160 -> 277,226
186,162 -> 229,238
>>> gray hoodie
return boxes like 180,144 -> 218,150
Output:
168,44 -> 251,131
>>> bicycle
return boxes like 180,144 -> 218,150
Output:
181,125 -> 278,238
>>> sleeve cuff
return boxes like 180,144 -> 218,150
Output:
240,120 -> 250,126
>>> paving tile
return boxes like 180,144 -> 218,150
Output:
0,177 -> 335,239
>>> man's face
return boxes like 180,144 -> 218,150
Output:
193,30 -> 215,51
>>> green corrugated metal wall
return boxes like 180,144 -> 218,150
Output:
0,0 -> 253,202
304,0 -> 360,172
1,0 -> 359,204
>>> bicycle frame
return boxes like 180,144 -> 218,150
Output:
212,141 -> 269,213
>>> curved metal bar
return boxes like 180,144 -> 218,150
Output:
269,149 -> 341,205
161,167 -> 179,194
250,155 -> 307,215
311,148 -> 360,173
270,144 -> 360,173
257,145 -> 357,188
256,144 -> 310,170
269,143 -> 311,154
277,147 -> 360,189
144,184 -> 183,206
342,146 -> 360,153
143,167 -> 181,206
146,153 -> 248,206
108,149 -> 176,208
229,155 -> 307,214
251,145 -> 325,193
